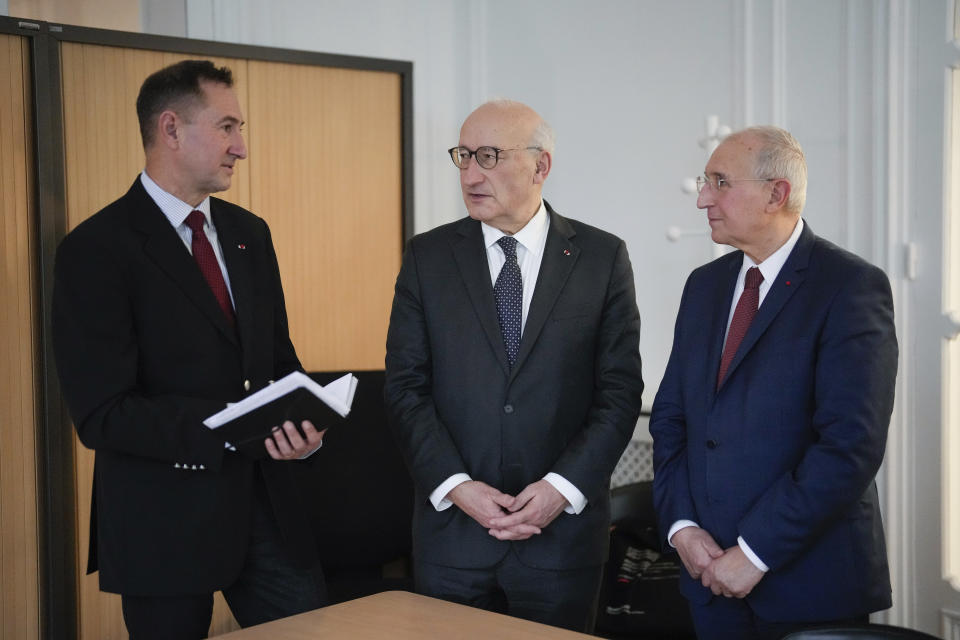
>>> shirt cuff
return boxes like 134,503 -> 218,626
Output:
667,520 -> 700,547
543,472 -> 587,514
297,438 -> 323,460
430,473 -> 471,511
737,536 -> 769,572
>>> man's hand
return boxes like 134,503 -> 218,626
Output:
448,480 -> 516,529
486,479 -> 568,541
700,545 -> 764,598
265,420 -> 326,460
671,526 -> 724,580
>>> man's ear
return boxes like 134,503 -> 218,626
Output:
533,150 -> 552,185
766,178 -> 791,212
157,110 -> 181,149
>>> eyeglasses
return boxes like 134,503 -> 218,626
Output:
448,145 -> 542,170
695,173 -> 776,193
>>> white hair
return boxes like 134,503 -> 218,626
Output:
732,125 -> 807,214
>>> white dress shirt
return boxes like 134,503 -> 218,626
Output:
140,170 -> 235,306
429,201 -> 588,515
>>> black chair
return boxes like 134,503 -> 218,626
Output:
297,370 -> 415,603
781,624 -> 940,639
595,480 -> 696,639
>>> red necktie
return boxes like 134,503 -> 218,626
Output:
186,210 -> 235,325
717,266 -> 763,387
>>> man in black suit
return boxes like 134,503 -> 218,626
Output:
384,99 -> 644,632
53,60 -> 327,639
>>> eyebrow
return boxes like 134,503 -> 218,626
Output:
218,115 -> 244,126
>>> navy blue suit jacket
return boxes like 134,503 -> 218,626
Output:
651,221 -> 897,621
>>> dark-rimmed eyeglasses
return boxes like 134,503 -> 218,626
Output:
448,145 -> 542,170
695,173 -> 777,193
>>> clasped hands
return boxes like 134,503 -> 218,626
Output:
448,479 -> 569,541
671,527 -> 764,599
264,419 -> 326,460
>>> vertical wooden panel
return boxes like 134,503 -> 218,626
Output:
247,61 -> 403,371
0,33 -> 40,640
60,43 -> 249,638
9,0 -> 140,32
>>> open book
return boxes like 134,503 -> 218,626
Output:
203,371 -> 358,458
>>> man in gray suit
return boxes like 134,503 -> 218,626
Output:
384,99 -> 644,632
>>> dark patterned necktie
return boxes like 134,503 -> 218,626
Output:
717,266 -> 763,387
495,236 -> 522,368
186,210 -> 235,325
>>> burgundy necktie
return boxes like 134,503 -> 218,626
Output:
186,210 -> 235,325
717,266 -> 763,387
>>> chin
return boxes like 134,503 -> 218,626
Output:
466,206 -> 492,222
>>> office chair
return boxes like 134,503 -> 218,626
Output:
297,370 -> 415,603
595,480 -> 696,639
781,623 -> 940,639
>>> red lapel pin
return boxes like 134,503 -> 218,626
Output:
238,244 -> 246,250
563,249 -> 571,256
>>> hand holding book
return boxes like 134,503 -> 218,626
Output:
204,371 -> 358,459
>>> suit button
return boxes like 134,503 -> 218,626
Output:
706,439 -> 718,449
503,404 -> 514,414
243,379 -> 251,391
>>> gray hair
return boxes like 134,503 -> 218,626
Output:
734,125 -> 807,214
481,98 -> 556,154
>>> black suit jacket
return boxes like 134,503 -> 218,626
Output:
53,178 -> 316,596
651,222 -> 897,621
384,203 -> 644,571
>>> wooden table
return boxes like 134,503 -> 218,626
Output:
216,590 -> 595,639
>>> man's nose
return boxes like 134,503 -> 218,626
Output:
460,156 -> 484,184
231,131 -> 248,159
696,186 -> 712,209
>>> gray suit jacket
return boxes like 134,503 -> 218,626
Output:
384,202 -> 644,570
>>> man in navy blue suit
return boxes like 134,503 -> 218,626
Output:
650,126 -> 898,640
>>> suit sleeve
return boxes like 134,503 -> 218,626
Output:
545,239 -> 645,503
53,229 -> 227,469
384,240 -> 471,495
737,264 -> 898,570
650,275 -> 700,544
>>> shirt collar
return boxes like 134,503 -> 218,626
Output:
480,200 -> 549,257
140,170 -> 212,229
742,217 -> 804,283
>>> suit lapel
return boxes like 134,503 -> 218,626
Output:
213,200 -> 252,349
511,208 -> 578,378
451,218 -> 511,374
128,180 -> 239,345
717,222 -> 814,391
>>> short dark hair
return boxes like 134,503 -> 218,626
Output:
136,59 -> 234,148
